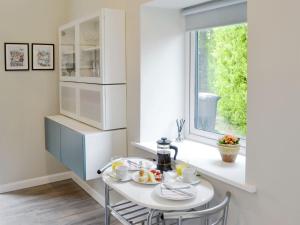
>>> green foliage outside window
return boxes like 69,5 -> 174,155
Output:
205,24 -> 248,136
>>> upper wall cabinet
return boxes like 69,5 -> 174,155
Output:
59,9 -> 126,84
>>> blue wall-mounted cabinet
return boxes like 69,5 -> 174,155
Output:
61,126 -> 85,180
45,118 -> 61,160
45,115 -> 126,180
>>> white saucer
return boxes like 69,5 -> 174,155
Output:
176,176 -> 201,185
107,171 -> 131,182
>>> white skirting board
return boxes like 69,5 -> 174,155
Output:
0,172 -> 105,207
0,172 -> 72,194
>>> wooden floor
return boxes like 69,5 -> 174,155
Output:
0,179 -> 122,225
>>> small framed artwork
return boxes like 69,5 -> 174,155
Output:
32,43 -> 55,70
4,43 -> 29,71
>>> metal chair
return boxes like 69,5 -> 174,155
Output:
163,192 -> 231,225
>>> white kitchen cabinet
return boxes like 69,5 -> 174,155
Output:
59,9 -> 126,84
45,115 -> 127,180
60,82 -> 126,130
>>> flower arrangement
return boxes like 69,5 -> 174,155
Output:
217,134 -> 240,163
218,134 -> 240,145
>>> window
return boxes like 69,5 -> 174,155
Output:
188,23 -> 248,146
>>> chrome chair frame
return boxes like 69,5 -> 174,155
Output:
163,192 -> 231,225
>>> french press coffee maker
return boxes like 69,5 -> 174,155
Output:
156,137 -> 178,171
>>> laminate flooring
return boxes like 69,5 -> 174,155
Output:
0,179 -> 122,225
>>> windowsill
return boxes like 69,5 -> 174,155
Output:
132,140 -> 256,193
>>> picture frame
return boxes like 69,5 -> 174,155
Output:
4,43 -> 29,71
32,43 -> 55,70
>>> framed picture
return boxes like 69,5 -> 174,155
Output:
32,43 -> 54,70
4,43 -> 29,71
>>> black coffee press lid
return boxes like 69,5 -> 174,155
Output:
157,137 -> 171,145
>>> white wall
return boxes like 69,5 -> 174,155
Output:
245,0 -> 300,223
139,1 -> 300,224
0,0 -> 147,186
0,0 -> 68,185
140,7 -> 185,142
2,0 -> 300,224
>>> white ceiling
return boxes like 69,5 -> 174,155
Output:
144,0 -> 213,9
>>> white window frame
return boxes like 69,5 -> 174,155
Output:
185,30 -> 246,153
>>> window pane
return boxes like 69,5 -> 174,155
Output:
194,24 -> 247,137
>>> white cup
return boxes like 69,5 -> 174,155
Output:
182,167 -> 196,183
115,165 -> 128,180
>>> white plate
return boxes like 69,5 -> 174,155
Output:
154,182 -> 197,201
131,171 -> 161,185
176,176 -> 201,185
125,158 -> 155,171
107,171 -> 131,182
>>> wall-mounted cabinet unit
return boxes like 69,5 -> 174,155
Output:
59,9 -> 126,84
60,82 -> 126,130
49,9 -> 127,181
45,115 -> 126,180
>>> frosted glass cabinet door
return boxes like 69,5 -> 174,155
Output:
78,83 -> 102,127
79,17 -> 101,83
60,82 -> 78,118
60,26 -> 76,80
76,83 -> 126,130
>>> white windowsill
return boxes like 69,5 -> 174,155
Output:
132,140 -> 256,193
